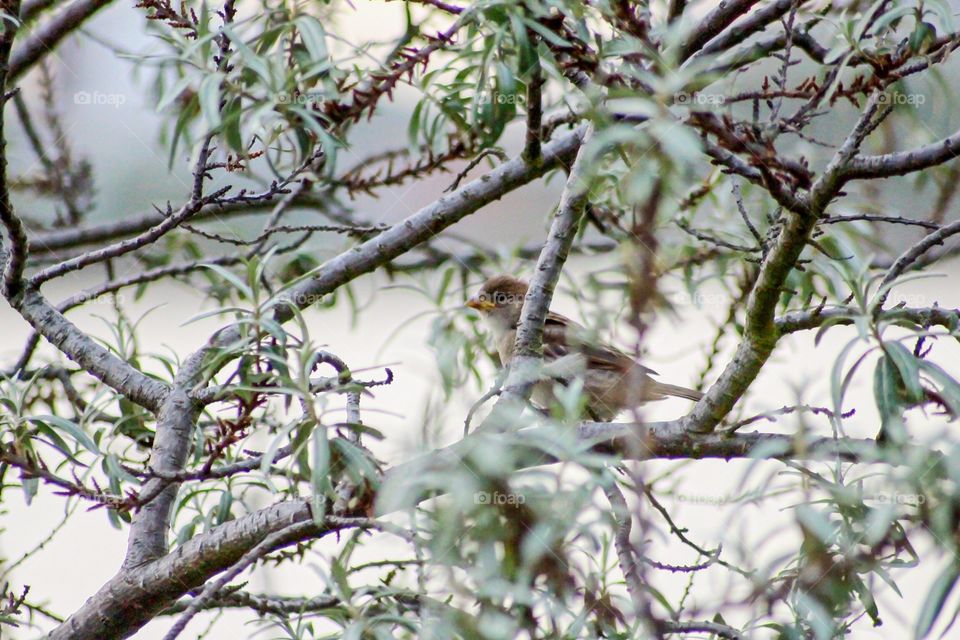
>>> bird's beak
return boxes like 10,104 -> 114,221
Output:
466,297 -> 495,311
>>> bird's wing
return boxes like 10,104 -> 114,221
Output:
542,311 -> 658,376
541,311 -> 581,362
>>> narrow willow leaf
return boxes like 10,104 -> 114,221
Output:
886,342 -> 924,403
917,360 -> 960,414
874,356 -> 906,443
198,72 -> 223,130
311,426 -> 330,523
296,16 -> 328,60
916,561 -> 960,638
30,415 -> 99,454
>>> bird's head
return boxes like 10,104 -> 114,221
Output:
466,275 -> 528,331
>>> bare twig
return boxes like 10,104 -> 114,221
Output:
0,2 -> 25,300
602,480 -> 649,618
822,213 -> 940,230
872,218 -> 960,313
9,0 -> 113,81
678,0 -> 758,62
522,56 -> 544,163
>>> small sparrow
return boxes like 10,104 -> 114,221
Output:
466,275 -> 702,421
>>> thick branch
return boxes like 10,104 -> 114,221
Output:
263,125 -> 587,326
121,367 -> 204,568
0,0 -> 25,299
12,283 -> 169,411
9,0 -> 113,82
694,0 -> 806,60
49,500 -> 321,640
52,419 -> 909,640
776,305 -> 960,335
515,128 -> 594,360
681,96 -> 882,434
677,0 -> 758,62
843,129 -> 960,180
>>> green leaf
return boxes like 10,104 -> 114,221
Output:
886,342 -> 925,403
22,476 -> 39,505
198,72 -> 223,130
223,26 -> 274,84
852,573 -> 882,627
796,505 -> 836,544
104,454 -> 140,485
910,21 -> 937,54
917,360 -> 960,414
221,96 -> 244,151
927,0 -> 955,31
333,438 -> 379,486
295,16 -> 328,61
157,74 -> 195,113
200,263 -> 254,299
831,337 -> 869,422
871,5 -> 914,34
259,420 -> 299,489
330,556 -> 353,600
874,565 -> 903,598
523,17 -> 572,48
874,356 -> 906,443
311,426 -> 330,524
30,415 -> 99,454
916,561 -> 960,638
216,490 -> 233,525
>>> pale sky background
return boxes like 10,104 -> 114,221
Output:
3,1 -> 960,639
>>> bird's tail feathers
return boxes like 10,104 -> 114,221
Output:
649,381 -> 703,402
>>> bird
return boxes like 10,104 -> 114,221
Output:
466,274 -> 703,421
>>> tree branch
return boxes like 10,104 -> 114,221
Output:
9,0 -> 114,82
678,0 -> 758,62
680,95 -> 883,434
872,218 -> 960,312
51,418 -> 915,640
0,0 -> 25,299
26,191 -> 333,254
49,500 -> 323,640
843,128 -> 960,180
261,125 -> 588,329
776,305 -> 959,335
11,270 -> 170,411
693,0 -> 807,60
489,124 -> 594,416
